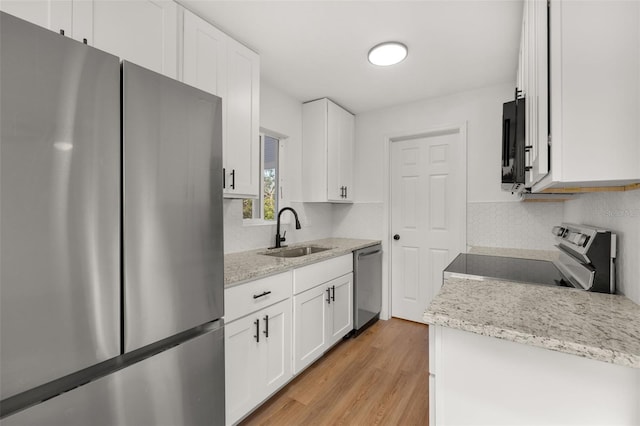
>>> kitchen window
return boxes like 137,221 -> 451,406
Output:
243,133 -> 280,222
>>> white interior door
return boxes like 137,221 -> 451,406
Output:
390,130 -> 466,323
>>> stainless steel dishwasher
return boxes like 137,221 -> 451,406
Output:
353,244 -> 382,335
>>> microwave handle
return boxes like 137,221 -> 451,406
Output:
502,116 -> 511,167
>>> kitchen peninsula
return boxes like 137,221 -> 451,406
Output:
424,276 -> 640,425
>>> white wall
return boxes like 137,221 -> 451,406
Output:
564,191 -> 640,304
223,81 -> 334,253
354,83 -> 519,204
340,83 -> 567,319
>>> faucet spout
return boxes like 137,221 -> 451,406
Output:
274,207 -> 302,248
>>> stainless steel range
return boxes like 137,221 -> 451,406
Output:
444,223 -> 617,294
552,223 -> 616,293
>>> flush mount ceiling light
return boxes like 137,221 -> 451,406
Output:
368,42 -> 408,66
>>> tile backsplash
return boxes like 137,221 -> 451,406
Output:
467,201 -> 563,251
222,200 -> 334,254
224,191 -> 639,304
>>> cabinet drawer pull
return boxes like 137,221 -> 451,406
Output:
223,167 -> 226,189
331,285 -> 335,301
254,319 -> 260,343
326,287 -> 331,304
253,291 -> 272,299
263,315 -> 269,338
344,186 -> 348,199
231,169 -> 236,189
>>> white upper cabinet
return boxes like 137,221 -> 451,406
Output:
527,0 -> 640,191
182,9 -> 260,198
1,0 -> 178,78
517,0 -> 549,188
0,0 -> 72,37
78,0 -> 178,78
182,10 -> 227,97
302,98 -> 355,203
224,37 -> 260,198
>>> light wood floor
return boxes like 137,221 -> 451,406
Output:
240,318 -> 429,426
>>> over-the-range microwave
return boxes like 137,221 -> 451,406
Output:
501,95 -> 526,193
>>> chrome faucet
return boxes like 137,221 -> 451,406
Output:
274,207 -> 302,248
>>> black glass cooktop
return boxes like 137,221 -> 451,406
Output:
444,253 -> 570,287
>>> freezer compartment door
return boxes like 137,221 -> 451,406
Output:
122,61 -> 224,351
1,326 -> 225,426
0,12 -> 120,399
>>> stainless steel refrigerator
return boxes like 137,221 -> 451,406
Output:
0,12 -> 225,425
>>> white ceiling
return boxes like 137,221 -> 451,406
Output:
179,1 -> 523,114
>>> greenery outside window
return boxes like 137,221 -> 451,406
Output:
243,133 -> 279,221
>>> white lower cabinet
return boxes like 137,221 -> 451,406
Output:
225,298 -> 291,426
225,254 -> 355,424
431,326 -> 640,425
327,273 -> 353,347
292,283 -> 328,373
293,272 -> 353,374
225,271 -> 293,426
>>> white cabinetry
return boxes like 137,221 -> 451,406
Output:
292,254 -> 353,373
517,0 -> 548,188
1,0 -> 178,78
182,9 -> 260,198
430,326 -> 640,425
0,1 -> 72,37
225,272 -> 292,426
182,10 -> 226,97
520,0 -> 640,191
224,37 -> 260,198
302,98 -> 355,202
80,0 -> 178,78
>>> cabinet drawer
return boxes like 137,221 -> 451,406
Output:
225,271 -> 292,322
293,254 -> 352,295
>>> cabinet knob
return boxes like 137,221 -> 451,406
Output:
393,234 -> 400,241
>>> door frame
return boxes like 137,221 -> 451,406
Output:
381,122 -> 468,320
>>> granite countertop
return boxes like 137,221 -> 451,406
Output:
424,277 -> 640,368
224,237 -> 380,287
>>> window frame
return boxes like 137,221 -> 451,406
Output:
242,131 -> 285,226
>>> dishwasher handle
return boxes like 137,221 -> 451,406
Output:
358,249 -> 381,259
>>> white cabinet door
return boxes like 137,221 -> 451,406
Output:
225,314 -> 260,426
326,101 -> 354,202
182,9 -> 226,97
225,298 -> 292,426
224,37 -> 260,198
327,101 -> 343,201
523,0 -> 549,188
339,107 -> 355,202
327,273 -> 353,347
0,0 -> 71,36
293,284 -> 329,374
261,299 -> 292,398
75,0 -> 178,78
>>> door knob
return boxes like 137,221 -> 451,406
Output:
393,234 -> 400,241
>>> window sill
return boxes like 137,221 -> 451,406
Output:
242,219 -> 278,227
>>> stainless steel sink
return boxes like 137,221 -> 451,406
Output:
263,246 -> 331,258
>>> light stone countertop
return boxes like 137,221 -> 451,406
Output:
424,277 -> 640,368
224,237 -> 380,288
